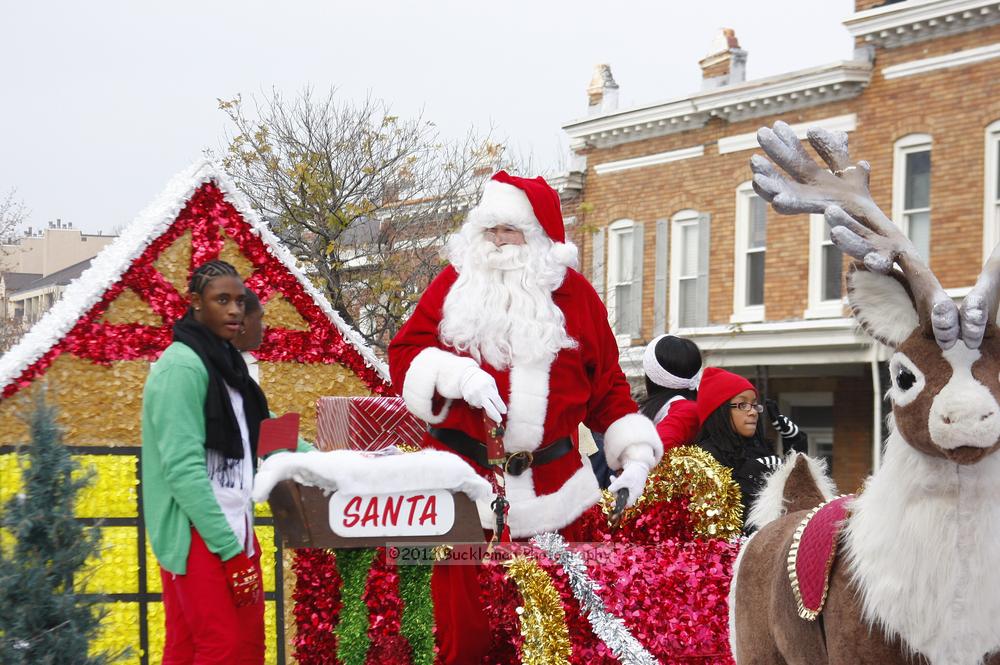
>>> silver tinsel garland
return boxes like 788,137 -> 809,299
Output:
530,533 -> 658,665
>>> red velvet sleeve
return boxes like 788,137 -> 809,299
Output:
387,267 -> 458,393
655,399 -> 700,451
576,274 -> 639,433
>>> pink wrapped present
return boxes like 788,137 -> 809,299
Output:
316,396 -> 426,451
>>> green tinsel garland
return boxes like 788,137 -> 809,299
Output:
398,555 -> 435,665
335,548 -> 377,665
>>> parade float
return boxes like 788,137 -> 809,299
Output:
0,159 -> 746,664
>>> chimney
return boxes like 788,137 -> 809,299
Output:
699,28 -> 747,90
587,64 -> 619,116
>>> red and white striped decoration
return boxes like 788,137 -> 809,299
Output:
316,396 -> 426,451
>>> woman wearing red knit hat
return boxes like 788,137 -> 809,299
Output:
694,367 -> 782,532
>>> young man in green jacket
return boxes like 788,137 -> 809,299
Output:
142,261 -> 268,664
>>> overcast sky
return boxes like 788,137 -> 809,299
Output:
1,1 -> 855,236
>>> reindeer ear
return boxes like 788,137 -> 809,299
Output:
847,265 -> 920,348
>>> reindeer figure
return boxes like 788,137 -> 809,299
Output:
729,122 -> 1000,665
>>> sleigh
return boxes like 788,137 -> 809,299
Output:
255,400 -> 744,665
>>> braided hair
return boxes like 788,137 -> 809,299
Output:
189,260 -> 239,295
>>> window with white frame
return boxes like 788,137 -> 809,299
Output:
806,214 -> 843,318
606,219 -> 635,336
985,121 -> 1000,260
670,210 -> 701,329
892,134 -> 931,260
733,182 -> 767,322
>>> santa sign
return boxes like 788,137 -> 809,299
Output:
329,490 -> 455,537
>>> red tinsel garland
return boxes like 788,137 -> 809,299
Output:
364,549 -> 409,665
292,549 -> 342,665
478,558 -> 527,665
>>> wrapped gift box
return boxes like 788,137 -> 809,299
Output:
316,396 -> 426,451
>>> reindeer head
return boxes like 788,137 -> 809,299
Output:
752,122 -> 1000,465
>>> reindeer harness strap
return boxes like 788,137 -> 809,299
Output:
787,495 -> 853,620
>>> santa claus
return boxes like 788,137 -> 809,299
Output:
389,171 -> 661,662
389,171 -> 661,537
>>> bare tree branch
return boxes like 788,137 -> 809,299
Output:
218,88 -> 522,353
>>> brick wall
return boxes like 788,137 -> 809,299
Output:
569,23 -> 1000,333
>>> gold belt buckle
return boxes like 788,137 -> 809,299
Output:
503,450 -> 534,475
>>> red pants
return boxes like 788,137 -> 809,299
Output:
160,528 -> 265,665
431,517 -> 589,664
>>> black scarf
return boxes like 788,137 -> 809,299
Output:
173,312 -> 269,476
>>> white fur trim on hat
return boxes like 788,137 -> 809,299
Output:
466,179 -> 538,232
549,241 -> 579,270
643,334 -> 701,390
401,347 -> 478,424
603,412 -> 663,471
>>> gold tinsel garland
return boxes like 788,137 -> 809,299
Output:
603,445 -> 743,540
505,556 -> 572,665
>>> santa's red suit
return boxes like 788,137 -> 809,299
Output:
388,171 -> 661,663
390,264 -> 659,535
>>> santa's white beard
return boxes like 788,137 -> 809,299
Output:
439,233 -> 577,370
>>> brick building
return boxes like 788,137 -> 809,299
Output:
560,0 -> 1000,491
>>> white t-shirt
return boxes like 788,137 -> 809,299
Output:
206,384 -> 255,557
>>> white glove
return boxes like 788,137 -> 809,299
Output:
608,460 -> 652,508
458,366 -> 507,423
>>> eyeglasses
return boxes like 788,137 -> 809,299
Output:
483,226 -> 524,241
729,402 -> 764,413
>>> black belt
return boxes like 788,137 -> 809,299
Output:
428,427 -> 573,476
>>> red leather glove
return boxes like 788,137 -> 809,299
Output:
223,552 -> 261,607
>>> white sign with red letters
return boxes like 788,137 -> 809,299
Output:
328,490 -> 456,537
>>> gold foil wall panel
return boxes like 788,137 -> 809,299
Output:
0,356 -> 148,446
98,288 -> 162,326
258,361 -> 370,441
153,229 -> 192,294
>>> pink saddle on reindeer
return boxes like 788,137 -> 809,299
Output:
786,494 -> 853,620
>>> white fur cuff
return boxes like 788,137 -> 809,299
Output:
401,347 -> 478,424
603,412 -> 663,471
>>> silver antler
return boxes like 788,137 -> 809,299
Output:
751,121 -> 959,349
961,244 -> 1000,349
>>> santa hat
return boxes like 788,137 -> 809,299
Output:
466,171 -> 578,266
696,367 -> 756,425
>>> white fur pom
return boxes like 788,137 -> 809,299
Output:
603,412 -> 663,471
745,452 -> 837,531
549,241 -> 579,269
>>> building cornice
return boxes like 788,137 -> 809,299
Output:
844,0 -> 1000,49
594,145 -> 705,175
881,41 -> 1000,78
563,60 -> 871,151
717,113 -> 857,155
